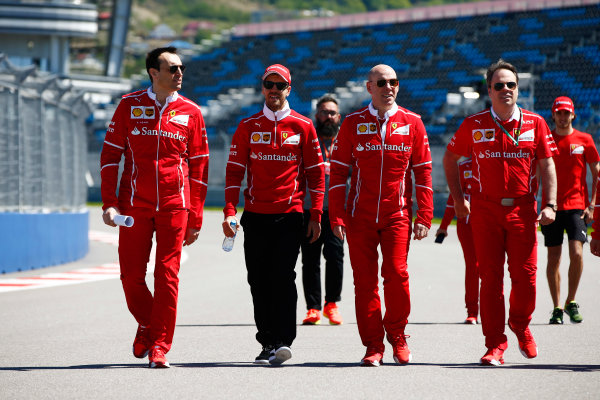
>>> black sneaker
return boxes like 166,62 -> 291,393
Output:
269,345 -> 292,365
254,345 -> 274,365
549,307 -> 564,324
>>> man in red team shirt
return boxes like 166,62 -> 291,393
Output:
222,64 -> 324,365
542,96 -> 599,324
435,157 -> 479,324
443,59 -> 557,366
329,64 -> 433,366
101,47 -> 209,368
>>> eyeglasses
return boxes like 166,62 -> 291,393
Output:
167,65 -> 186,74
318,110 -> 338,117
371,79 -> 399,88
263,80 -> 289,91
492,81 -> 517,91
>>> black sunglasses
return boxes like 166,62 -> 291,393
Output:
492,81 -> 517,91
372,79 -> 399,88
263,80 -> 289,91
167,65 -> 186,74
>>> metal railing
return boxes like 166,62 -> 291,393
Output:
0,54 -> 92,212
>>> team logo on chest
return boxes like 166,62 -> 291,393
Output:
571,144 -> 584,155
357,123 -> 376,135
518,129 -> 534,142
391,123 -> 410,135
472,129 -> 495,143
251,132 -> 272,144
131,106 -> 156,119
282,132 -> 300,145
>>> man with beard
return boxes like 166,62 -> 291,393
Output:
223,64 -> 324,365
301,96 -> 345,326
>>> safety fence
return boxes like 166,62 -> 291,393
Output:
0,54 -> 92,212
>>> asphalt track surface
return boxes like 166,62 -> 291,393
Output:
2,207 -> 599,399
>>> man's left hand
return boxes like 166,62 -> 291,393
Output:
183,228 -> 200,246
413,223 -> 429,240
582,205 -> 594,225
306,220 -> 321,243
537,207 -> 556,226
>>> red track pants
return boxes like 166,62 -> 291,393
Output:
470,198 -> 538,349
346,212 -> 411,350
118,207 -> 187,353
457,220 -> 479,318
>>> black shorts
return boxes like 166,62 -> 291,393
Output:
541,209 -> 588,247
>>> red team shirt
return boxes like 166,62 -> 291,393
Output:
448,107 -> 555,199
224,103 -> 325,220
543,129 -> 599,210
329,103 -> 433,228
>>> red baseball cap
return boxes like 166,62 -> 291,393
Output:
262,64 -> 291,84
552,96 -> 575,114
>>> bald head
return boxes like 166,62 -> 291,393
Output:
367,64 -> 398,117
368,64 -> 396,81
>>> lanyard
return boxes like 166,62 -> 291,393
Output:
490,107 -> 523,146
321,139 -> 332,162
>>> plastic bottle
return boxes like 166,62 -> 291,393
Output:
222,220 -> 237,252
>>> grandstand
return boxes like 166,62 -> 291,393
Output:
185,0 -> 600,147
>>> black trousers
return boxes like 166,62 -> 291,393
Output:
300,210 -> 344,310
241,211 -> 303,347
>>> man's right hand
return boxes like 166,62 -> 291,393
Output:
333,225 -> 346,241
222,216 -> 239,238
435,228 -> 448,238
102,207 -> 119,227
454,198 -> 471,219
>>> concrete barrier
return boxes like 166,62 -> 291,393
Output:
0,210 -> 89,273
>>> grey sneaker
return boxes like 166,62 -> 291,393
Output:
564,301 -> 583,323
269,345 -> 292,365
549,307 -> 564,324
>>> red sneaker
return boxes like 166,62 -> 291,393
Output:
388,334 -> 412,364
149,346 -> 170,368
361,347 -> 384,367
464,317 -> 478,325
509,322 -> 537,359
302,309 -> 321,325
323,302 -> 343,325
480,347 -> 505,366
132,324 -> 150,359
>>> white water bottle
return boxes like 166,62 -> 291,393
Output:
222,220 -> 237,252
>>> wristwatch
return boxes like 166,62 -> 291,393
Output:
545,203 -> 557,212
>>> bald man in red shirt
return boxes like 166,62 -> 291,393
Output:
542,96 -> 599,325
443,59 -> 557,366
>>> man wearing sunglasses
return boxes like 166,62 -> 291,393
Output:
329,64 -> 433,366
443,59 -> 557,366
223,64 -> 325,365
541,96 -> 599,325
100,47 -> 209,368
300,96 -> 345,326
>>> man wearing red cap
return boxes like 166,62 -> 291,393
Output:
542,96 -> 599,324
443,59 -> 557,366
329,64 -> 433,366
223,64 -> 324,365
